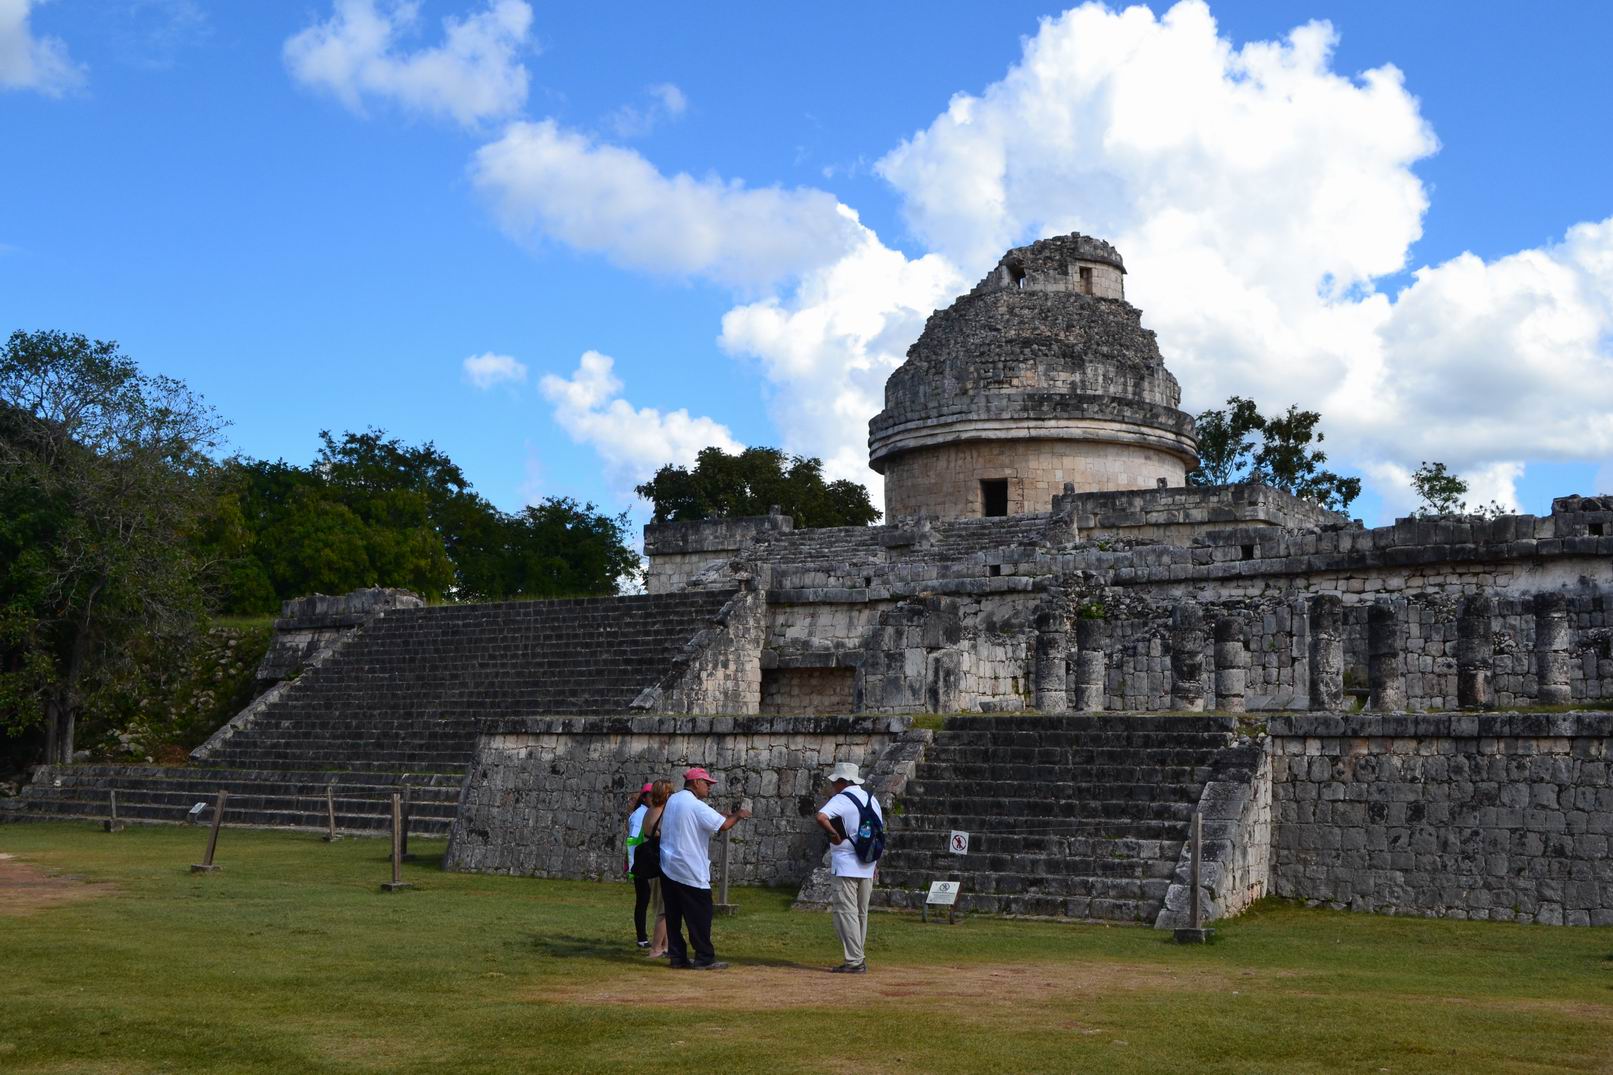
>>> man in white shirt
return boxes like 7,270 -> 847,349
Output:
814,761 -> 882,974
658,766 -> 751,970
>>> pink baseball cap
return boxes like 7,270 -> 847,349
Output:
683,767 -> 718,783
640,782 -> 654,793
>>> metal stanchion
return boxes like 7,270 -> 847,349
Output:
190,790 -> 227,873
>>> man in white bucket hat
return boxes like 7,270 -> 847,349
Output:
814,761 -> 883,973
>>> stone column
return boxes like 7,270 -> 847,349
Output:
1456,593 -> 1494,709
1170,603 -> 1206,712
1073,617 -> 1106,712
1366,599 -> 1406,711
1033,605 -> 1069,713
1212,615 -> 1248,713
1308,594 -> 1344,710
1534,592 -> 1572,705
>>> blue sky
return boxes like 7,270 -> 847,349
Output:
3,1 -> 1611,527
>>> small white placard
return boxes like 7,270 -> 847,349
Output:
926,880 -> 960,906
948,830 -> 970,856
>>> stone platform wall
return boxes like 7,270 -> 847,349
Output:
1270,713 -> 1613,925
444,715 -> 919,886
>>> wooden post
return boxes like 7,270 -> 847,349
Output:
322,785 -> 341,842
1173,811 -> 1214,943
103,788 -> 125,833
190,790 -> 227,873
399,785 -> 412,861
380,792 -> 412,892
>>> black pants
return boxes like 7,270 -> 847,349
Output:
632,873 -> 652,943
661,876 -> 715,965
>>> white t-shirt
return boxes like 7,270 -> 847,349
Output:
820,786 -> 883,879
658,788 -> 727,889
626,803 -> 648,871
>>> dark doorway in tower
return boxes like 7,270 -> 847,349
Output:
1079,266 -> 1094,294
981,479 -> 1009,517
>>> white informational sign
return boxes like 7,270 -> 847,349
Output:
948,830 -> 970,856
926,880 -> 961,906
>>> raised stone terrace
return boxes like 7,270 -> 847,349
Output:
4,589 -> 738,834
874,715 -> 1237,921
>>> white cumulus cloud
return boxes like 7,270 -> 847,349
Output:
284,0 -> 532,128
462,351 -> 527,389
539,351 -> 742,491
0,0 -> 85,95
870,0 -> 1613,513
720,225 -> 963,487
471,119 -> 863,288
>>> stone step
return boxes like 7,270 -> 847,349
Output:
920,762 -> 1213,785
904,796 -> 1197,822
877,848 -> 1179,880
903,778 -> 1203,802
870,886 -> 1152,922
893,813 -> 1185,840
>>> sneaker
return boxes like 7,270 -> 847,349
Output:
667,961 -> 691,969
690,961 -> 729,970
831,962 -> 867,974
636,940 -> 650,949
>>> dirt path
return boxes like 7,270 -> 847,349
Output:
0,852 -> 113,915
541,959 -> 1232,1013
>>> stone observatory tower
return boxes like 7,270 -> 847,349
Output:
868,233 -> 1200,520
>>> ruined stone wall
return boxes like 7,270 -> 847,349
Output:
759,668 -> 855,715
1270,713 -> 1613,925
643,514 -> 792,594
1156,742 -> 1272,929
882,438 -> 1188,521
630,588 -> 765,714
1057,483 -> 1347,544
444,715 -> 916,885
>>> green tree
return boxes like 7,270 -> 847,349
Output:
0,330 -> 225,764
1410,461 -> 1469,517
1188,396 -> 1265,486
1188,397 -> 1361,513
636,446 -> 880,528
1250,404 -> 1361,512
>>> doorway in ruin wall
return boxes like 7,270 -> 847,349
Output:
759,668 -> 857,716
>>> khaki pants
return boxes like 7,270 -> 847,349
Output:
832,875 -> 875,966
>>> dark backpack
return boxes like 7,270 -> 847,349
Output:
837,787 -> 886,864
634,816 -> 661,879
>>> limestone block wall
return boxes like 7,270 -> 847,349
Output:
882,438 -> 1188,522
1270,713 -> 1613,925
759,668 -> 855,715
1155,742 -> 1272,929
444,715 -> 915,885
643,514 -> 793,594
1055,483 -> 1348,544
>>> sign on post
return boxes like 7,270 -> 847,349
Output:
948,830 -> 970,855
922,879 -> 962,924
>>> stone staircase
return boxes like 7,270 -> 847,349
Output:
873,715 -> 1236,921
3,590 -> 738,835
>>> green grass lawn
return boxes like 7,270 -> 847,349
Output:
1,822 -> 1610,1075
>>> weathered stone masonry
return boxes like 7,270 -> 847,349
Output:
1268,713 -> 1613,925
444,715 -> 921,885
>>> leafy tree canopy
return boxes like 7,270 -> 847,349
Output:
1,330 -> 225,763
636,446 -> 880,528
1188,397 -> 1361,513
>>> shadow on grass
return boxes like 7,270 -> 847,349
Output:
527,932 -> 821,972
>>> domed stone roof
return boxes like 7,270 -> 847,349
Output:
868,233 -> 1198,479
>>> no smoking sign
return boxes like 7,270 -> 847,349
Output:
948,830 -> 969,855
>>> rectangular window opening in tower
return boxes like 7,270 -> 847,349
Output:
981,479 -> 1009,517
1079,266 -> 1093,295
